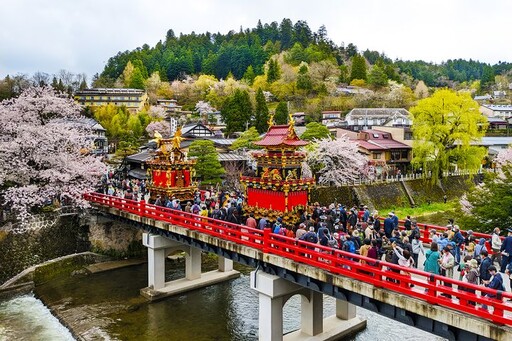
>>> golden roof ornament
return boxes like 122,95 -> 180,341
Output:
267,113 -> 275,130
172,126 -> 183,150
287,113 -> 297,139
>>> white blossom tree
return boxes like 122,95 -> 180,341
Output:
0,86 -> 106,220
145,120 -> 171,138
306,135 -> 369,185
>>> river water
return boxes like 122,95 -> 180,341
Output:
0,261 -> 445,341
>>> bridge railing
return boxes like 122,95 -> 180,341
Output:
84,193 -> 512,326
376,217 -> 500,253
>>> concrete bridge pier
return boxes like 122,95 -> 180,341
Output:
140,232 -> 239,301
250,271 -> 366,341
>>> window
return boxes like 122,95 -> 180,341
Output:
372,133 -> 379,138
390,151 -> 401,161
373,153 -> 381,159
401,150 -> 409,159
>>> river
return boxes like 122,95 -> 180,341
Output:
0,258 -> 446,341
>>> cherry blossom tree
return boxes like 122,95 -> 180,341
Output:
145,120 -> 171,138
0,86 -> 106,221
306,135 -> 370,185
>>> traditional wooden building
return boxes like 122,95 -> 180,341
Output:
146,128 -> 197,202
240,115 -> 315,223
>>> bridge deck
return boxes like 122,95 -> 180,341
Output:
85,193 -> 512,339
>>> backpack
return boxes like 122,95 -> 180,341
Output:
306,233 -> 317,243
279,227 -> 287,236
273,223 -> 282,234
343,240 -> 356,253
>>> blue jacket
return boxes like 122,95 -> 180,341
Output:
480,257 -> 493,281
486,273 -> 504,292
500,236 -> 512,254
383,218 -> 394,237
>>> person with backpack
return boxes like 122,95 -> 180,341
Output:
272,217 -> 285,235
300,226 -> 318,244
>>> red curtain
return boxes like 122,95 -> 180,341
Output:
171,170 -> 176,187
247,188 -> 285,211
287,191 -> 308,210
184,170 -> 190,186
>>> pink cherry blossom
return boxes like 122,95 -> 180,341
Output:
0,86 -> 106,221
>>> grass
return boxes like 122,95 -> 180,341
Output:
377,201 -> 458,223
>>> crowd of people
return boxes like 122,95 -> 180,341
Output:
100,172 -> 512,308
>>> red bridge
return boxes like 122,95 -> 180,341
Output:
85,192 -> 512,341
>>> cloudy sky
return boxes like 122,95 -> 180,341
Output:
1,0 -> 510,81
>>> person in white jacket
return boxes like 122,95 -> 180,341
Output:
411,234 -> 425,269
491,227 -> 502,266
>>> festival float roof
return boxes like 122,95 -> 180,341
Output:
254,125 -> 308,147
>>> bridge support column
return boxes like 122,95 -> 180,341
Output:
140,233 -> 239,301
218,256 -> 233,272
250,270 -> 366,341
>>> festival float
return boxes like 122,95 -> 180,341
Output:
240,114 -> 315,223
146,127 -> 197,202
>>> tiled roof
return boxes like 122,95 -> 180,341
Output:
126,150 -> 152,163
348,108 -> 411,118
217,153 -> 249,161
254,125 -> 308,147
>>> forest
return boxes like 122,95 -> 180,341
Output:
94,18 -> 512,88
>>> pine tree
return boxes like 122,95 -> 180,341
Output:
266,59 -> 280,84
368,65 -> 388,88
296,63 -> 312,91
274,102 -> 288,125
254,88 -> 269,133
130,68 -> 145,89
242,65 -> 256,85
220,89 -> 253,136
350,54 -> 367,81
188,140 -> 224,185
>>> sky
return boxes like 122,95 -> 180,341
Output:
1,0 -> 511,81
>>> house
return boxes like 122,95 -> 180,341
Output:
474,94 -> 492,102
343,108 -> 413,131
124,123 -> 246,179
493,90 -> 507,99
292,112 -> 306,126
354,129 -> 412,175
59,117 -> 108,155
157,99 -> 182,113
486,117 -> 508,130
480,105 -> 512,120
321,111 -> 344,127
75,88 -> 149,113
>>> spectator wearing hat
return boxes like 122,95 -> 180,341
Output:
462,258 -> 480,306
500,228 -> 512,273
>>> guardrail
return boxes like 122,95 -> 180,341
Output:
377,217 -> 501,254
84,192 -> 512,326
